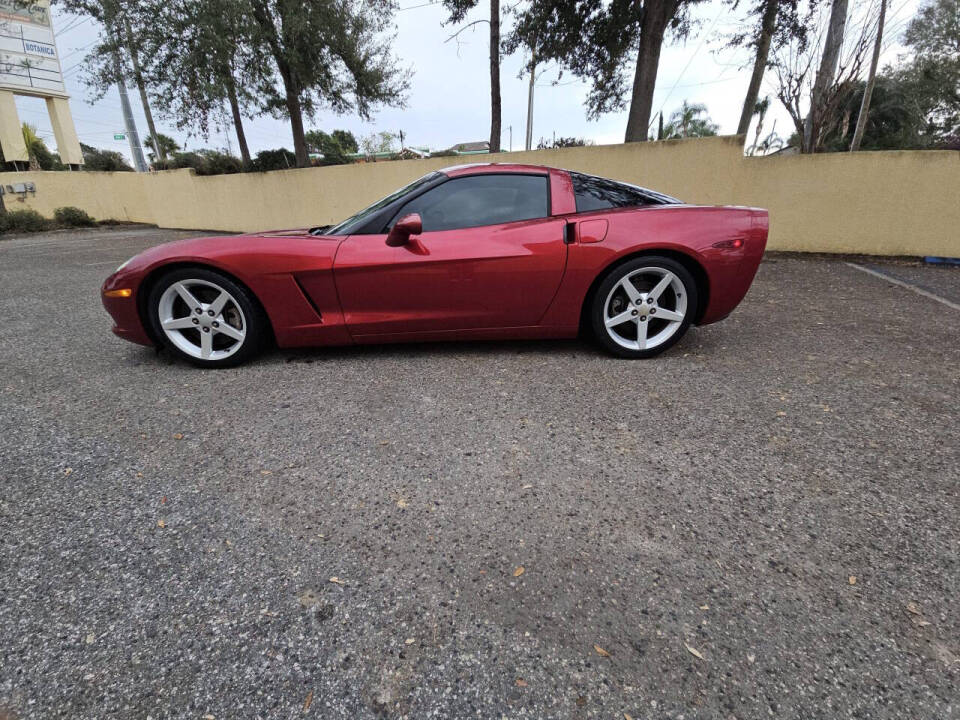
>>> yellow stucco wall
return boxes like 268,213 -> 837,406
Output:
3,135 -> 958,256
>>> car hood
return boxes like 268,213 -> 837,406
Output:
111,230 -> 344,285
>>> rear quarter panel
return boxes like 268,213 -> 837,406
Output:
541,205 -> 768,329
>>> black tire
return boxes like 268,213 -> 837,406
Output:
590,255 -> 698,359
146,266 -> 268,368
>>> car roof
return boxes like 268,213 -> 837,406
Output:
439,162 -> 557,177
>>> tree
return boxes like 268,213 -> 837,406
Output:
55,0 -> 165,162
727,1 -> 811,137
305,129 -> 359,165
819,74 -> 925,150
245,0 -> 410,167
360,131 -> 399,157
145,133 -> 180,163
80,143 -> 134,171
536,136 -> 592,149
771,0 -> 878,151
901,0 -> 960,140
22,123 -> 43,170
661,101 -> 719,138
508,0 -> 706,143
443,0 -> 502,153
129,0 -> 270,168
850,0 -> 885,150
803,0 -> 849,152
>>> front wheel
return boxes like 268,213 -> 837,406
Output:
146,267 -> 267,368
590,256 -> 698,359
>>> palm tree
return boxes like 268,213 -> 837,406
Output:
21,123 -> 44,170
662,101 -> 720,139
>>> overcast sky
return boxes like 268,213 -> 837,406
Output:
30,0 -> 922,163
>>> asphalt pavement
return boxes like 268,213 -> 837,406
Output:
1,227 -> 958,719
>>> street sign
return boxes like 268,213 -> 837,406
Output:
114,133 -> 126,140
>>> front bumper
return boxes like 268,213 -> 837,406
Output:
101,273 -> 153,347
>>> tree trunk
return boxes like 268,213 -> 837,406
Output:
123,16 -> 164,163
489,0 -> 501,153
225,73 -> 251,167
284,82 -> 309,167
850,0 -> 885,151
624,0 -> 674,143
803,0 -> 849,153
737,0 -> 779,137
249,0 -> 309,167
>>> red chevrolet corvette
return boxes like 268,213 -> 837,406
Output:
102,163 -> 768,367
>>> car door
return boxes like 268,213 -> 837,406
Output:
334,173 -> 568,338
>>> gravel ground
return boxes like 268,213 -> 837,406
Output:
1,227 -> 958,720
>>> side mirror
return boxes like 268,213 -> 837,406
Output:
386,213 -> 422,247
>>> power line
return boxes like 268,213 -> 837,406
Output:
55,16 -> 91,37
650,5 -> 726,129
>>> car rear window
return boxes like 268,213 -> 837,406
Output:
570,172 -> 678,213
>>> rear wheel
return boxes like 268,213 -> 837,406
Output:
590,256 -> 698,359
146,267 -> 267,368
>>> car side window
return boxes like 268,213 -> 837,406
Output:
571,172 -> 659,212
391,174 -> 549,232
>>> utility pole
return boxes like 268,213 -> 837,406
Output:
508,125 -> 512,151
525,46 -> 536,151
109,26 -> 147,172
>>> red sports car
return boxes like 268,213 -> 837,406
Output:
102,163 -> 768,367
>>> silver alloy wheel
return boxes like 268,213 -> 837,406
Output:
157,279 -> 247,361
603,266 -> 688,351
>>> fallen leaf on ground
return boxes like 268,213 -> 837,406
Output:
593,644 -> 611,658
329,577 -> 345,585
522,484 -> 533,489
515,678 -> 527,687
849,576 -> 857,585
261,470 -> 272,475
747,653 -> 756,663
684,643 -> 704,660
575,696 -> 586,706
624,714 -> 633,720
906,602 -> 922,616
85,632 -> 95,644
513,566 -> 525,577
64,468 -> 73,476
203,715 -> 215,720
157,519 -> 166,528
172,433 -> 183,440
699,604 -> 710,610
303,690 -> 313,712
405,637 -> 416,645
396,497 -> 409,508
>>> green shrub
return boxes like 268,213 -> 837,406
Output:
0,208 -> 51,233
54,206 -> 96,227
252,148 -> 297,171
155,150 -> 243,176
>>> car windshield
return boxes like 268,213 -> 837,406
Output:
324,172 -> 442,235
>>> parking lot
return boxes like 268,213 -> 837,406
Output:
1,226 -> 958,719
